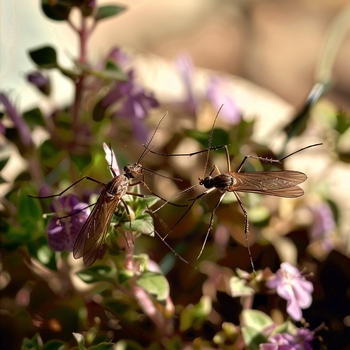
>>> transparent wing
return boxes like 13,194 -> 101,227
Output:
230,170 -> 307,198
73,189 -> 121,266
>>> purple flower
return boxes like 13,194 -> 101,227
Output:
206,76 -> 241,124
266,262 -> 314,321
0,93 -> 33,148
175,53 -> 198,114
260,344 -> 293,350
309,203 -> 335,252
265,328 -> 314,350
27,71 -> 51,95
102,70 -> 158,142
47,195 -> 90,252
107,47 -> 129,68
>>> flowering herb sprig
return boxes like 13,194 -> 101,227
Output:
266,262 -> 314,322
0,0 -> 345,349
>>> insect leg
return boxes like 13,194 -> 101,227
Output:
196,192 -> 226,260
29,176 -> 106,199
152,229 -> 193,266
233,191 -> 255,275
208,165 -> 221,177
236,143 -> 323,173
129,179 -> 187,209
236,155 -> 282,173
163,187 -> 216,240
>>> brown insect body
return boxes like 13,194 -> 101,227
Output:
30,113 -> 192,267
201,170 -> 307,198
73,173 -> 132,267
147,108 -> 321,273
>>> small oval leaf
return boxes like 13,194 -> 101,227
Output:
95,5 -> 127,21
41,0 -> 71,21
136,271 -> 169,302
76,265 -> 117,283
29,46 -> 58,69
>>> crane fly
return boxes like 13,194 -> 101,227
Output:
30,114 -> 189,266
146,108 -> 322,273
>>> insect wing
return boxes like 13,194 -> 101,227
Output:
73,188 -> 121,266
230,170 -> 307,198
103,142 -> 120,176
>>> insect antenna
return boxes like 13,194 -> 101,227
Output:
202,105 -> 224,178
279,143 -> 323,162
137,112 -> 169,164
28,176 -> 107,199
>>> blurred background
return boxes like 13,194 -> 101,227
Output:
1,0 -> 350,349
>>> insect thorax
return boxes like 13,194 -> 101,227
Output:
105,175 -> 129,199
212,174 -> 236,191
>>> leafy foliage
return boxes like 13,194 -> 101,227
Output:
1,1 -> 349,349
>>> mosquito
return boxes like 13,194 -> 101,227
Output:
146,110 -> 322,273
30,114 -> 189,266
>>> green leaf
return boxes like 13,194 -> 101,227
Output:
114,340 -> 144,350
27,237 -> 57,271
145,195 -> 160,210
180,296 -> 211,331
53,112 -> 71,129
103,297 -> 131,315
241,309 -> 273,330
88,343 -> 114,350
95,5 -> 127,21
39,139 -> 62,168
42,340 -> 67,350
249,205 -> 270,227
37,244 -> 56,266
92,101 -> 107,122
23,108 -> 46,128
84,67 -> 128,81
229,276 -> 255,297
162,336 -> 182,350
126,214 -> 154,236
70,153 -> 92,173
118,269 -> 134,284
29,46 -> 58,69
41,0 -> 72,21
186,127 -> 229,150
136,271 -> 169,302
76,265 -> 117,283
335,111 -> 350,134
0,157 -> 9,172
18,185 -> 43,224
21,333 -> 42,350
105,60 -> 123,72
241,325 -> 267,350
73,333 -> 86,350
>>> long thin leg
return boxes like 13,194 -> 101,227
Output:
145,144 -> 227,157
130,178 -> 187,208
151,183 -> 199,214
153,229 -> 193,266
162,187 -> 217,240
233,191 -> 255,275
236,155 -> 282,173
197,192 -> 226,260
224,145 -> 231,173
29,176 -> 106,199
236,143 -> 323,173
55,202 -> 97,219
